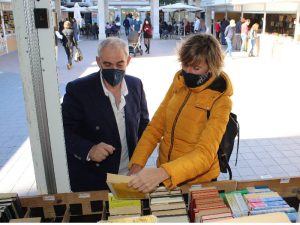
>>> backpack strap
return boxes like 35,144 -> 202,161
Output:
207,112 -> 239,180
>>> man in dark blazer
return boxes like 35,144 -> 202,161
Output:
62,37 -> 149,192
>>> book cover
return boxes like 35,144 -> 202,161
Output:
106,173 -> 149,200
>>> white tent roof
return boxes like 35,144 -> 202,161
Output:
160,3 -> 203,12
88,5 -> 117,11
136,6 -> 151,12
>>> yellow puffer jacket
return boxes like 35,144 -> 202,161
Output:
128,70 -> 233,189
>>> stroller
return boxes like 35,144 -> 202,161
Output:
128,31 -> 143,57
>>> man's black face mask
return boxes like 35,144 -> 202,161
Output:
102,69 -> 125,87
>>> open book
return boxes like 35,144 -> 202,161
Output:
106,173 -> 149,200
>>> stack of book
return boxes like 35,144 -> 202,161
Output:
224,192 -> 249,217
243,188 -> 298,222
107,193 -> 142,221
0,193 -> 24,222
189,186 -> 232,223
149,187 -> 189,223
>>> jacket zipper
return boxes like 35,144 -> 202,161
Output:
167,90 -> 192,162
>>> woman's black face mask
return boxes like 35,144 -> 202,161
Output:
181,69 -> 210,88
102,69 -> 125,87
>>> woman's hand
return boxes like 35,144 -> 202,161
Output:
128,164 -> 143,175
128,168 -> 170,193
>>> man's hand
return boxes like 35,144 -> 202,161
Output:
89,142 -> 115,162
128,168 -> 170,193
128,164 -> 143,175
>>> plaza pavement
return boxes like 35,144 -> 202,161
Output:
0,34 -> 300,196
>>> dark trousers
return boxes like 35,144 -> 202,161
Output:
64,46 -> 73,65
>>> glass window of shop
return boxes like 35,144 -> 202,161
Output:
1,10 -> 15,35
266,14 -> 296,37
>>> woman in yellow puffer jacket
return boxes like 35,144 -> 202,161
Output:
128,34 -> 233,193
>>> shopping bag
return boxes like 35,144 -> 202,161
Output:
74,47 -> 83,62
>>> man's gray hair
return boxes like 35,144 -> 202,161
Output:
97,37 -> 129,57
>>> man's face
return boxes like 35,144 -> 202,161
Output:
96,46 -> 131,71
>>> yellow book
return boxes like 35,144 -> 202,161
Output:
107,215 -> 158,223
108,193 -> 141,216
106,173 -> 149,200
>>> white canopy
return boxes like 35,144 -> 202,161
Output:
88,5 -> 117,11
136,6 -> 151,12
73,2 -> 83,25
62,3 -> 90,13
159,3 -> 203,12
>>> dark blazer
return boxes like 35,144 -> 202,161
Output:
62,72 -> 149,192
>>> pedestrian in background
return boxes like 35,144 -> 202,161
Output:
215,20 -> 221,40
123,16 -> 131,36
62,21 -> 77,70
220,18 -> 229,45
241,19 -> 250,52
72,18 -> 80,42
132,15 -> 142,33
142,18 -> 153,54
248,23 -> 259,57
224,19 -> 236,57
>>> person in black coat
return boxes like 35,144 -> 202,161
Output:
61,37 -> 149,192
62,21 -> 77,70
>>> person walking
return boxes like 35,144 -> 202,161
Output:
62,20 -> 77,70
194,16 -> 200,33
215,20 -> 221,40
132,15 -> 142,33
224,19 -> 236,57
241,19 -> 250,52
72,18 -> 80,42
142,18 -> 153,54
248,23 -> 259,57
123,16 -> 131,36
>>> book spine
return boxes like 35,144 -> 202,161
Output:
233,193 -> 249,216
225,194 -> 242,218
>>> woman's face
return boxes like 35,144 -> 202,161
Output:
182,59 -> 209,75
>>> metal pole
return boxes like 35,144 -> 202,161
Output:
55,0 -> 62,23
151,0 -> 160,39
0,9 -> 8,54
98,0 -> 106,40
12,0 -> 70,194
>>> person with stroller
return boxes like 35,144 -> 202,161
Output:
132,15 -> 142,33
127,33 -> 233,193
142,18 -> 153,54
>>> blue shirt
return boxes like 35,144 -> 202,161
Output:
132,19 -> 142,32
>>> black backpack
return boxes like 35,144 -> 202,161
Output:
207,111 -> 239,180
207,76 -> 240,180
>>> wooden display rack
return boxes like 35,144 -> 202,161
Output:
16,177 -> 300,222
19,190 -> 109,222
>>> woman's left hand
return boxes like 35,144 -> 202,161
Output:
128,168 -> 170,193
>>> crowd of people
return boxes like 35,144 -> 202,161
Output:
216,17 -> 260,57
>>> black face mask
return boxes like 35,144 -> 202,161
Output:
182,69 -> 210,88
102,69 -> 125,87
